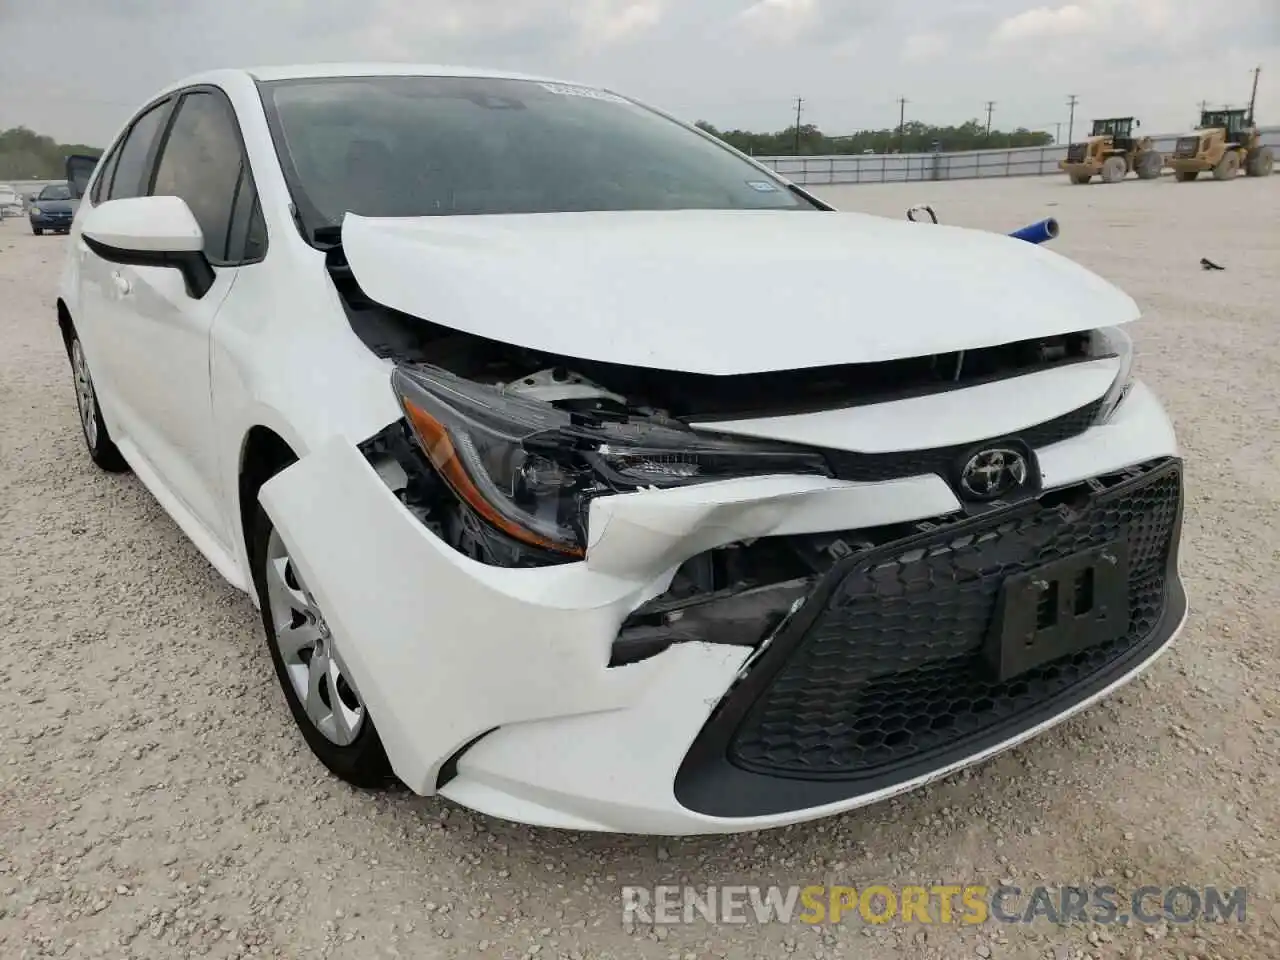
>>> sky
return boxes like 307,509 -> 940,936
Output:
0,0 -> 1276,146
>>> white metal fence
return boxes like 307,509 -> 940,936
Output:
755,127 -> 1280,186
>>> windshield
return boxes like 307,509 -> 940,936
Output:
38,184 -> 72,201
1091,120 -> 1128,136
259,76 -> 816,235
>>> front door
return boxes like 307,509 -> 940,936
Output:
109,87 -> 265,550
73,86 -> 264,553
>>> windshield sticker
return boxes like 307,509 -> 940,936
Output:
746,180 -> 780,192
539,82 -> 629,104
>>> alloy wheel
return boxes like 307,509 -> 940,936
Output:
264,529 -> 366,746
71,339 -> 99,451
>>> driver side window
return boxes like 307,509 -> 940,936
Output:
147,88 -> 268,265
151,91 -> 247,264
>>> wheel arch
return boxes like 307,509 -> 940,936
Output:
237,425 -> 300,572
56,298 -> 74,356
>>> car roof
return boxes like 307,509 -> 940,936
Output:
155,62 -> 577,97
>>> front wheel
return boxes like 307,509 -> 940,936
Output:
32,226 -> 43,235
251,504 -> 394,789
1212,150 -> 1240,181
1101,156 -> 1127,183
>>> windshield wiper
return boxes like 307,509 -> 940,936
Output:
786,182 -> 834,210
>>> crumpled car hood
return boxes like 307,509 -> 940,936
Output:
340,208 -> 1139,376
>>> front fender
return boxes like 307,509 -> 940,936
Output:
257,438 -> 663,793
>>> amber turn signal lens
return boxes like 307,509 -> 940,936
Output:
402,398 -> 584,557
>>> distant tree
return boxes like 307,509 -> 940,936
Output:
0,126 -> 102,180
691,117 -> 1053,156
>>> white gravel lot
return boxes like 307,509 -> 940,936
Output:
2,172 -> 1278,960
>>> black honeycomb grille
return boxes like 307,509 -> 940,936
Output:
823,398 -> 1102,484
727,460 -> 1181,781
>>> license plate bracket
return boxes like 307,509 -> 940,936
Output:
985,539 -> 1130,682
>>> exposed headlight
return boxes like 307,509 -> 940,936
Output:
391,365 -> 831,557
1089,325 -> 1134,424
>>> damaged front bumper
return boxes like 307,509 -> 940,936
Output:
259,379 -> 1186,834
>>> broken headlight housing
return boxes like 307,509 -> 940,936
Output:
1089,325 -> 1134,424
391,365 -> 831,558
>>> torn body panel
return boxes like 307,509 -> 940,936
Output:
258,437 -> 658,793
257,436 -> 967,795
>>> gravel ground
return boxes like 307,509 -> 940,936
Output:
2,172 -> 1278,960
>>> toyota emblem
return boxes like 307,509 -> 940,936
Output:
958,447 -> 1029,501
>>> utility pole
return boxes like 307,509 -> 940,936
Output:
1247,65 -> 1261,124
793,97 -> 804,155
896,97 -> 908,152
984,101 -> 996,141
1055,121 -> 1062,143
1066,94 -> 1078,144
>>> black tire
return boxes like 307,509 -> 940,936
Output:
1212,150 -> 1239,181
32,227 -> 43,235
250,499 -> 394,789
1135,151 -> 1162,180
1100,155 -> 1127,183
1246,146 -> 1274,177
66,327 -> 129,472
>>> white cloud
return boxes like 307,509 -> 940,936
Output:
735,0 -> 820,44
903,32 -> 949,62
357,0 -> 665,59
991,0 -> 1273,50
575,0 -> 665,48
993,3 -> 1095,42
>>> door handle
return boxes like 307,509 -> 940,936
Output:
111,271 -> 132,296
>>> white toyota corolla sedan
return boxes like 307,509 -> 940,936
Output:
56,63 -> 1187,835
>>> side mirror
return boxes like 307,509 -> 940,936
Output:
65,153 -> 100,201
81,196 -> 215,299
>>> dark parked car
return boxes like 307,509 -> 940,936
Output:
29,183 -> 77,235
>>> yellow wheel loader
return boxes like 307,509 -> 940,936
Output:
1059,117 -> 1163,184
1170,108 -> 1273,181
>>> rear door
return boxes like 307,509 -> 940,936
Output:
70,96 -> 175,443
